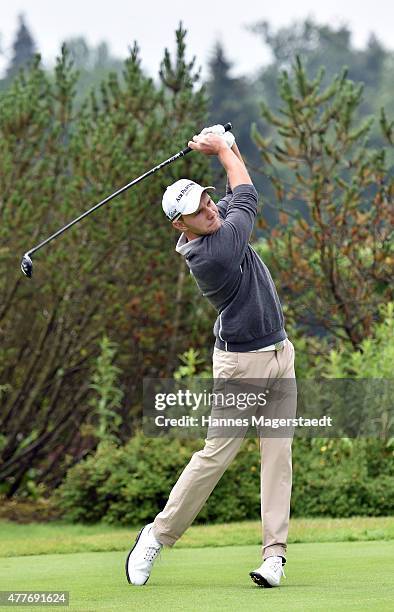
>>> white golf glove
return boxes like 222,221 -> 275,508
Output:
200,124 -> 235,149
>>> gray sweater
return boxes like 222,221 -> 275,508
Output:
176,183 -> 287,352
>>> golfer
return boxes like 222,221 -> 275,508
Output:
126,125 -> 296,588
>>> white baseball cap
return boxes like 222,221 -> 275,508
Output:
162,179 -> 215,221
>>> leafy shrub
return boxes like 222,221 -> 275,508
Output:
54,435 -> 192,524
317,302 -> 394,379
89,335 -> 123,444
55,434 -> 263,525
54,433 -> 394,524
291,438 -> 394,517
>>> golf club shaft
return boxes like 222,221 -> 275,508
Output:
26,122 -> 233,257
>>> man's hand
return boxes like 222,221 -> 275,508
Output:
187,133 -> 229,156
200,124 -> 236,149
188,133 -> 252,188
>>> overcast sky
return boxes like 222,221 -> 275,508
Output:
0,0 -> 393,78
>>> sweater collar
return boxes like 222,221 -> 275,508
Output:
175,233 -> 203,256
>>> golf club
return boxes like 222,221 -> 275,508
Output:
20,122 -> 233,278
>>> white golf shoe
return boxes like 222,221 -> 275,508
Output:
249,555 -> 286,588
125,523 -> 163,585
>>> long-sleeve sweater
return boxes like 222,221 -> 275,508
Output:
175,182 -> 287,351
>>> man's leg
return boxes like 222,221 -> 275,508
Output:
152,435 -> 244,545
259,435 -> 293,561
153,346 -> 245,545
259,339 -> 296,562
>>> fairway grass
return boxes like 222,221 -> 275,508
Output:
0,541 -> 393,611
1,516 -> 394,558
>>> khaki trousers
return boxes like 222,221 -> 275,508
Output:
153,338 -> 296,561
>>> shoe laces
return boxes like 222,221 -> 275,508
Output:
144,545 -> 161,564
267,558 -> 286,579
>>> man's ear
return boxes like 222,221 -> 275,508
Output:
173,218 -> 187,231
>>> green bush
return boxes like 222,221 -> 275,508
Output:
291,438 -> 394,517
54,433 -> 394,525
54,434 -> 262,525
317,302 -> 394,380
54,435 -> 197,524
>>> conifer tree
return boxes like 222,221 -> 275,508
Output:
5,14 -> 37,82
252,57 -> 393,347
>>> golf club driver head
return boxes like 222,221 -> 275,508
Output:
21,253 -> 33,278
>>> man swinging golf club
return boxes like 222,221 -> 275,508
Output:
126,125 -> 296,588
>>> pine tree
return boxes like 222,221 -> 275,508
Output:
207,42 -> 234,116
252,57 -> 393,347
5,14 -> 37,81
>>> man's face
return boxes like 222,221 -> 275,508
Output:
178,192 -> 221,236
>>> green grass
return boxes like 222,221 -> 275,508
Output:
1,516 -> 394,558
0,541 -> 393,611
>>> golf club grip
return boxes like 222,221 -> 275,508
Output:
180,122 -> 233,156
